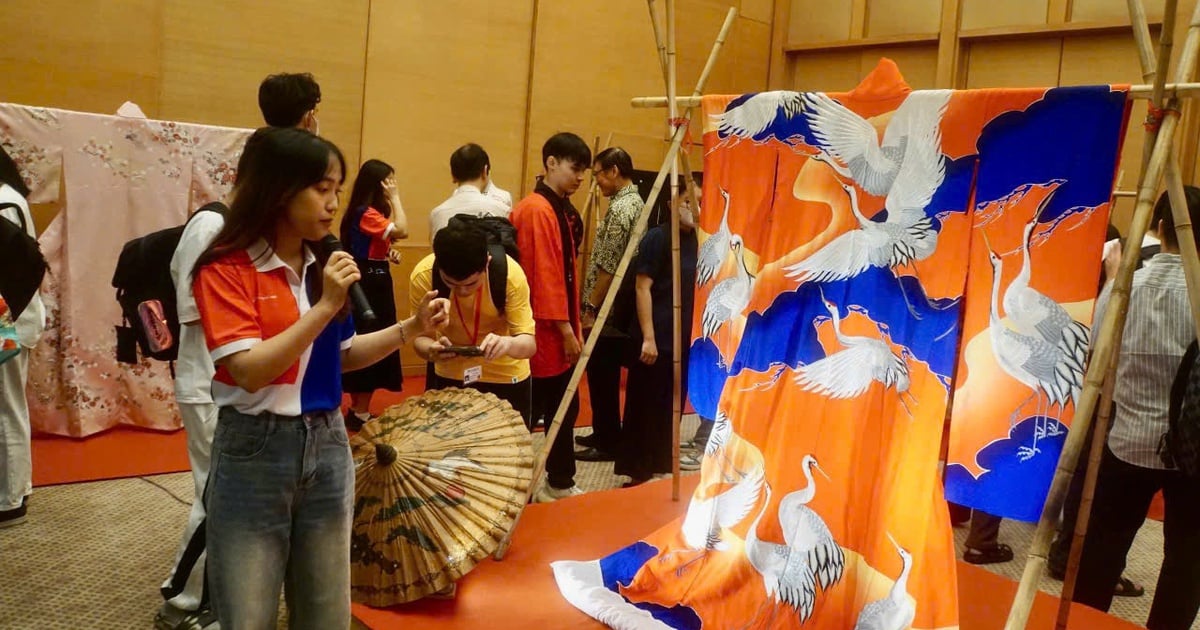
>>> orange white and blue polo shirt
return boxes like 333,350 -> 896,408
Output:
193,240 -> 356,416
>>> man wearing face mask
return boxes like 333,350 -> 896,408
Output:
615,185 -> 700,486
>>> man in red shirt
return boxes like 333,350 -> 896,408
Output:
510,132 -> 590,502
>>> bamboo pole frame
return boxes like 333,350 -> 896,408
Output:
666,0 -> 685,501
1004,4 -> 1200,625
577,132 -> 614,296
1055,2 -> 1174,625
493,6 -> 739,561
647,0 -> 700,502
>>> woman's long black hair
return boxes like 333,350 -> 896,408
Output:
0,145 -> 31,197
193,127 -> 346,275
339,158 -> 394,240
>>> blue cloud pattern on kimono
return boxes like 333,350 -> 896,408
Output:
974,86 -> 1128,222
943,414 -> 1067,522
688,268 -> 962,421
598,541 -> 703,629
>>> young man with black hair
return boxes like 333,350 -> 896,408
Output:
509,132 -> 590,502
410,221 -> 536,418
257,72 -> 321,133
155,75 -> 325,630
575,147 -> 642,462
429,143 -> 511,238
1073,187 -> 1200,629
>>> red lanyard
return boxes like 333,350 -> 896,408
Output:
453,285 -> 484,345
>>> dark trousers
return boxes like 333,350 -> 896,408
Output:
428,373 -> 532,427
583,335 -> 625,453
615,357 -> 674,482
1049,402 -> 1112,574
531,370 -> 579,490
1074,446 -> 1200,630
965,510 -> 1003,550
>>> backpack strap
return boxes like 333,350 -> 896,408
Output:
1168,339 -> 1199,450
0,202 -> 28,235
487,245 -> 508,313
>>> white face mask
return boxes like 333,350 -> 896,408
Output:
679,202 -> 695,228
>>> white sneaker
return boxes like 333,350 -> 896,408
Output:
533,483 -> 584,503
680,454 -> 702,471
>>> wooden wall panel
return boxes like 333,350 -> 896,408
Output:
525,0 -> 664,209
862,48 -> 939,88
790,47 -> 938,91
160,0 -> 369,169
790,51 -> 863,91
789,0 -> 854,43
961,0 -> 1051,31
1072,0 -> 1165,22
740,0 -> 776,23
525,0 -> 770,211
867,0 -> 942,37
964,39 -> 1063,87
1061,34 -> 1148,234
360,0 -> 533,245
0,0 -> 161,115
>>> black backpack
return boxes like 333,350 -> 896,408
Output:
432,214 -> 519,312
112,202 -> 227,364
0,202 -> 48,319
1165,339 -> 1200,477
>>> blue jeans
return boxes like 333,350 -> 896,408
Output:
205,407 -> 353,630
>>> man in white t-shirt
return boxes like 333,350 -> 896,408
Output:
429,144 -> 512,238
0,169 -> 45,529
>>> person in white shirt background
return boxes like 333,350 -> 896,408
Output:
429,143 -> 512,238
1074,187 -> 1200,630
483,176 -> 512,208
0,146 -> 46,530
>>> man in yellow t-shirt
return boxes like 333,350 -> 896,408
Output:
410,220 -> 537,422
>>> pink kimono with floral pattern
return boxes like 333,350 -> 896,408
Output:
0,103 -> 249,436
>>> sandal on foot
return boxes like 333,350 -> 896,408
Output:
963,543 -> 1014,565
1114,576 -> 1145,598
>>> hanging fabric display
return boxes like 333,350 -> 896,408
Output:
552,60 -> 1128,628
0,103 -> 249,437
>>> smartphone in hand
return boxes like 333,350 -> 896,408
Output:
443,345 -> 485,357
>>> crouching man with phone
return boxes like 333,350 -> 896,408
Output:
410,220 -> 537,423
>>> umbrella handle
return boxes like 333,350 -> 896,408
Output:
375,443 -> 398,466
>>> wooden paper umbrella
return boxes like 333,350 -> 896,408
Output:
349,387 -> 534,607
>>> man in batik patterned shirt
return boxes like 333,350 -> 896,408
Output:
575,148 -> 643,462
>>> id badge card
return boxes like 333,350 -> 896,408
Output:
463,365 -> 483,385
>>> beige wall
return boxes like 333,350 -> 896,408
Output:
777,0 -> 1193,233
1,0 -> 776,369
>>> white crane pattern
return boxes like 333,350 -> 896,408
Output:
701,235 -> 756,367
984,238 -> 1083,461
1001,213 -> 1090,441
743,455 -> 842,626
796,291 -> 913,414
853,532 -> 915,630
713,91 -> 805,140
785,90 -> 951,289
696,187 -> 732,287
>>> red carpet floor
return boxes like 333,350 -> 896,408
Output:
32,373 -> 615,486
351,476 -> 1141,630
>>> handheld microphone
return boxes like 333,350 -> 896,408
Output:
319,234 -> 377,326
